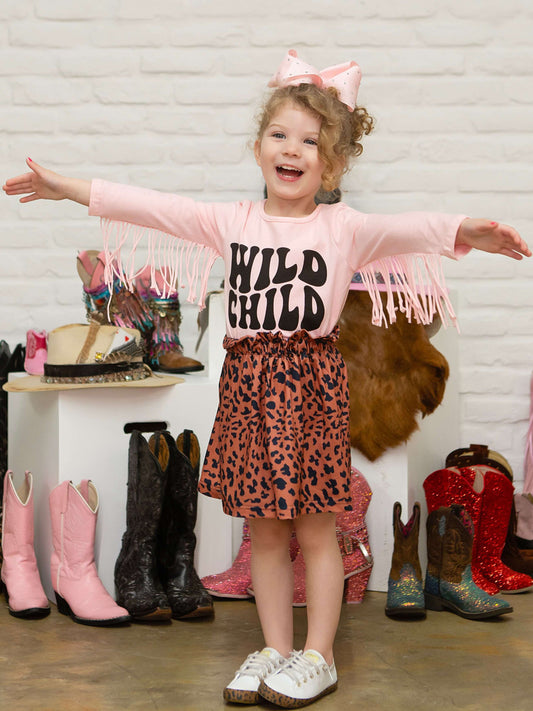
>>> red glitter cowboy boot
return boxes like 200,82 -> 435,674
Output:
461,466 -> 533,594
423,467 -> 500,595
292,468 -> 374,606
444,444 -> 533,581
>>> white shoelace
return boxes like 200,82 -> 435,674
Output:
236,650 -> 281,679
280,651 -> 329,685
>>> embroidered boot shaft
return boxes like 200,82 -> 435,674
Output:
424,505 -> 512,620
136,267 -> 204,374
114,431 -> 171,620
77,250 -> 152,339
385,501 -> 426,618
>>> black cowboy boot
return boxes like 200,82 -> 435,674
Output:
114,430 -> 171,621
150,429 -> 213,619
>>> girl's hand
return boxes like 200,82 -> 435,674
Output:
456,218 -> 531,260
2,158 -> 91,206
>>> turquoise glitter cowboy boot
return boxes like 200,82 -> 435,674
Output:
424,505 -> 512,620
385,501 -> 426,619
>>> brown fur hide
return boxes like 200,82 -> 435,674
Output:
337,290 -> 449,461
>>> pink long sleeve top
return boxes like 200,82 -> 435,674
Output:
89,179 -> 468,338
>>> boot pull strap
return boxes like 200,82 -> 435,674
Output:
78,479 -> 90,502
55,480 -> 70,514
470,443 -> 489,460
182,429 -> 192,459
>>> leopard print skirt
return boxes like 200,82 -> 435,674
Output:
198,329 -> 352,519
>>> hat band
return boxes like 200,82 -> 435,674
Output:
42,361 -> 150,384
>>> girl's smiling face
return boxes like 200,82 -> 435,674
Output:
254,101 -> 325,218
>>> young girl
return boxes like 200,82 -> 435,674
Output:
3,49 -> 530,708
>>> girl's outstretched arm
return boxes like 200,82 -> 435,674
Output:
456,218 -> 531,260
2,158 -> 91,206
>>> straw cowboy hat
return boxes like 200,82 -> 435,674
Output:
3,323 -> 182,393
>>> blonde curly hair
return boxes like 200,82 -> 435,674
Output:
255,83 -> 374,191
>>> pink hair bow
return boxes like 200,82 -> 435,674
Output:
268,49 -> 362,112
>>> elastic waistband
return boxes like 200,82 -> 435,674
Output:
224,328 -> 339,356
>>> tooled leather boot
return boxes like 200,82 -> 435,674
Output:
114,430 -> 171,621
385,501 -> 425,618
151,429 -> 213,619
424,504 -> 512,619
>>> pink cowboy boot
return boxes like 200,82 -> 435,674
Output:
291,467 -> 374,606
209,524 -> 300,600
49,479 -> 130,626
1,471 -> 50,618
24,330 -> 48,375
202,520 -> 254,599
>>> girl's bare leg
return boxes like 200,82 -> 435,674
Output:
293,513 -> 344,665
248,518 -> 294,658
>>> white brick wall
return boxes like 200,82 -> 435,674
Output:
1,2 -> 532,485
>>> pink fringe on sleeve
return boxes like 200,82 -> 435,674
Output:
353,252 -> 458,329
523,373 -> 533,495
99,218 -> 220,309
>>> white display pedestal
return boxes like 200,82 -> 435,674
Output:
351,315 -> 460,591
7,293 -> 229,602
7,293 -> 459,599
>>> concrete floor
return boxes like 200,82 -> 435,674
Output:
1,590 -> 532,711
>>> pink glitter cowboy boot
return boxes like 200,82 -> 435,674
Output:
338,468 -> 374,603
202,520 -> 253,599
292,467 -> 374,606
423,467 -> 500,595
210,524 -> 300,600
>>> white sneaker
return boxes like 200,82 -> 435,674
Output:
259,649 -> 337,708
223,647 -> 286,704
